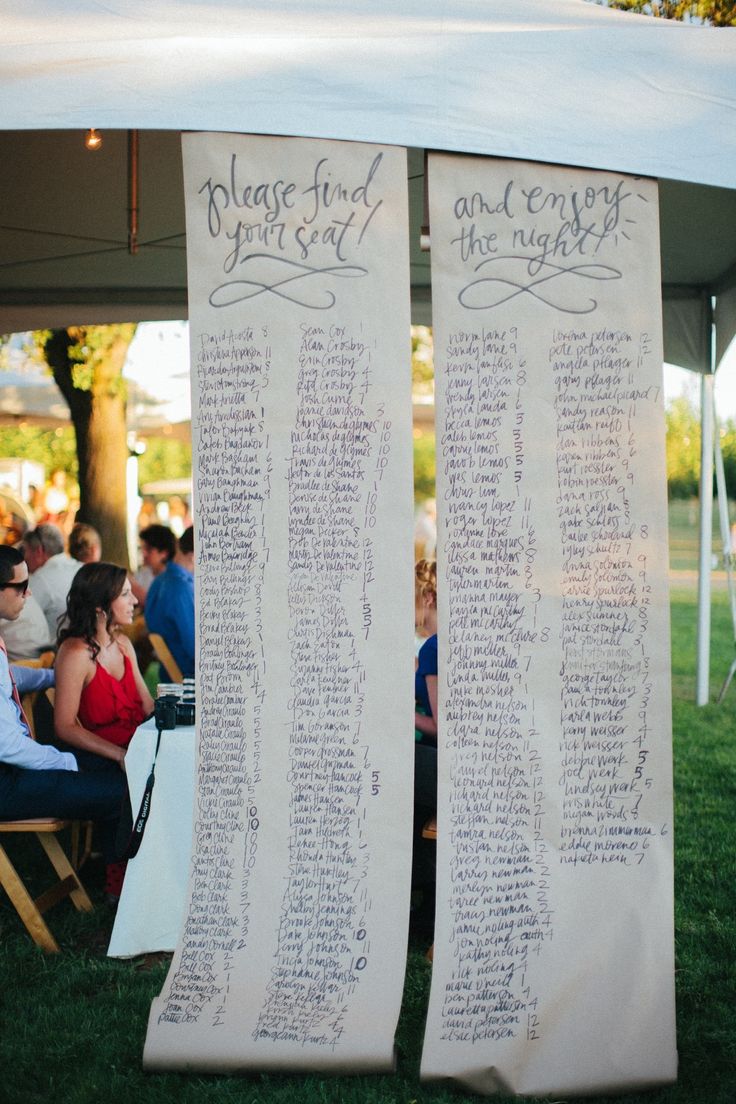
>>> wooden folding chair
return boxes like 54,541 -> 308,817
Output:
148,633 -> 184,683
0,819 -> 93,952
13,651 -> 55,669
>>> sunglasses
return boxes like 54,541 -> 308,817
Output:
1,579 -> 29,595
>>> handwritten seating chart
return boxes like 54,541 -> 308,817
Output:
421,155 -> 677,1096
143,134 -> 414,1072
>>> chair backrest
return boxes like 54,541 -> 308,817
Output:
12,650 -> 55,669
14,651 -> 55,739
148,633 -> 184,684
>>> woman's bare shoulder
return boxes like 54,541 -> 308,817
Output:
56,637 -> 95,666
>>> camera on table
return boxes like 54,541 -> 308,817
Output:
154,695 -> 178,730
154,679 -> 196,729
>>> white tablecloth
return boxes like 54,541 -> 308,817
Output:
107,718 -> 196,958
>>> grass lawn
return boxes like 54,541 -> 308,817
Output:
1,582 -> 734,1103
668,496 -> 734,575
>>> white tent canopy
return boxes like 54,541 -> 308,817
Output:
0,2 -> 734,341
1,0 -> 734,188
0,1 -> 734,337
1,0 -> 735,696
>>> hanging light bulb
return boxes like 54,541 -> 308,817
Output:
84,127 -> 102,151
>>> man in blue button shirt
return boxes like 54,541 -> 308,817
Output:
0,545 -> 124,824
145,525 -> 195,679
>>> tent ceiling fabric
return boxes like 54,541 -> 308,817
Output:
0,132 -> 734,368
0,129 -> 189,331
0,1 -> 734,363
1,1 -> 734,188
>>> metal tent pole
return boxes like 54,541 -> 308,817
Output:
695,301 -> 716,705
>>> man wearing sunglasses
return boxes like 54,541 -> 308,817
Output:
0,545 -> 125,825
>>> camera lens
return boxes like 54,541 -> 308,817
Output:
176,701 -> 195,725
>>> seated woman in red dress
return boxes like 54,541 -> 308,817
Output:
55,562 -> 154,899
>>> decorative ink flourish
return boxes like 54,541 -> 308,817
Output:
210,253 -> 368,311
458,256 -> 622,314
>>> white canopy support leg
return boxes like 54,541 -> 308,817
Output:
696,371 -> 715,705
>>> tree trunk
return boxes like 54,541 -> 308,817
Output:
44,328 -> 134,570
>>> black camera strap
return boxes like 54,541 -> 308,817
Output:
115,721 -> 165,861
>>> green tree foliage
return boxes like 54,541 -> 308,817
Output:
0,426 -> 193,495
411,326 -> 434,397
705,0 -> 736,21
413,430 -> 436,504
138,436 -> 192,486
598,0 -> 736,26
0,425 -> 78,483
411,326 -> 436,502
666,391 -> 736,501
718,418 -> 736,496
666,395 -> 701,498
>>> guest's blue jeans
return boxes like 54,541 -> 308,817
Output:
0,753 -> 125,861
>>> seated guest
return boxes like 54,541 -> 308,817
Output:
0,590 -> 51,659
145,525 -> 195,679
54,563 -> 154,900
23,523 -> 81,641
69,522 -> 102,565
55,563 -> 154,763
130,523 -> 177,611
415,558 -> 438,746
414,556 -> 432,664
0,547 -> 125,871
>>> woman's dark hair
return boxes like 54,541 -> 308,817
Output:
57,561 -> 128,659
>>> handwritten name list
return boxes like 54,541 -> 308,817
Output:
144,134 -> 414,1072
422,155 -> 677,1096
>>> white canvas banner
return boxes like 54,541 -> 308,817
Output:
144,133 -> 414,1072
422,155 -> 677,1096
